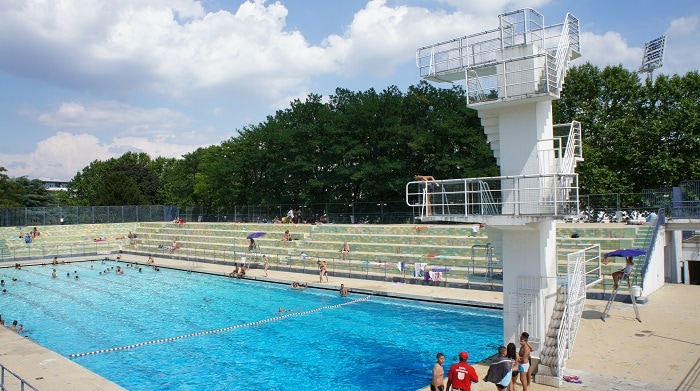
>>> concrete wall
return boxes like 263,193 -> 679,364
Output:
642,225 -> 666,295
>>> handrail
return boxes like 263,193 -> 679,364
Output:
640,207 -> 665,285
559,121 -> 582,175
551,14 -> 573,92
546,244 -> 596,378
406,172 -> 579,219
1,363 -> 40,391
417,9 -> 580,88
477,181 -> 499,215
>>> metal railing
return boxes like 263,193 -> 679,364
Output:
122,244 -> 503,289
549,13 -> 579,94
546,244 -> 599,378
416,8 -> 580,104
0,363 -> 40,391
557,121 -> 583,176
668,201 -> 700,218
465,52 -> 554,104
0,205 -> 177,227
406,173 -> 579,219
417,9 -> 553,78
0,242 -> 121,261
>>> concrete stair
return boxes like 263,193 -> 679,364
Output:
536,285 -> 567,387
479,110 -> 501,166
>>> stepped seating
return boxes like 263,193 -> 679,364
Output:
128,222 -> 493,285
294,224 -> 490,267
0,223 -> 139,260
130,222 -> 315,263
555,224 -> 653,292
0,220 -> 654,292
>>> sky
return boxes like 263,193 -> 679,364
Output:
1,0 -> 698,181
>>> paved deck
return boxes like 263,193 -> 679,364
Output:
1,255 -> 699,391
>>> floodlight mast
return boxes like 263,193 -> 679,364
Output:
639,35 -> 666,80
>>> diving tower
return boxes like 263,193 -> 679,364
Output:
408,8 -> 582,387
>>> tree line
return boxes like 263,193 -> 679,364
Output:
1,64 -> 698,211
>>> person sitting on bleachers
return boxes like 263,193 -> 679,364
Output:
169,239 -> 180,253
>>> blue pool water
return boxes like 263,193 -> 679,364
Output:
0,261 -> 502,390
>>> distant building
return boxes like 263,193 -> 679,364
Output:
39,179 -> 69,191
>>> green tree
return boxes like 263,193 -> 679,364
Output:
11,177 -> 53,207
94,171 -> 147,205
69,152 -> 163,205
555,64 -> 700,194
0,167 -> 21,207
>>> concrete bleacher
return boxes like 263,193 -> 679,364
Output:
0,223 -> 139,260
555,223 -> 654,293
124,222 -> 493,287
0,220 -> 655,294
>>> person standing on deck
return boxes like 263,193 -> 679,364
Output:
431,352 -> 446,391
446,351 -> 478,391
518,332 -> 533,391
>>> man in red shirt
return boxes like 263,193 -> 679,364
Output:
446,351 -> 479,391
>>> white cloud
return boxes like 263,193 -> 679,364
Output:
2,100 -> 213,180
0,0 -> 335,101
323,0 -> 497,77
0,130 -> 209,181
0,132 -> 113,181
2,0 -> 697,183
579,31 -> 642,71
664,16 -> 700,74
577,15 -> 700,76
30,101 -> 192,139
0,0 -> 530,100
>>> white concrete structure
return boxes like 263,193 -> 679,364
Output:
412,9 -> 583,381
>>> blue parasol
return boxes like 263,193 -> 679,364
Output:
246,232 -> 266,240
605,248 -> 647,258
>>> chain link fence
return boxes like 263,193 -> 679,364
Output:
0,205 -> 178,227
2,187 -> 698,228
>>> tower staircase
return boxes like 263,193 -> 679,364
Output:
536,245 -> 592,387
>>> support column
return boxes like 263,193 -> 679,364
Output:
494,220 -> 558,353
666,230 -> 683,283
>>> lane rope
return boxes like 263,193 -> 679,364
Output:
69,295 -> 370,358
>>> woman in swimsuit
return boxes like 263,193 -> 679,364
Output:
340,241 -> 350,260
506,342 -> 518,391
318,260 -> 328,283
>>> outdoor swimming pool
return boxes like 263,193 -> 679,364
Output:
1,260 -> 502,390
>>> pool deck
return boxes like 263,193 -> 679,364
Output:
1,255 -> 699,391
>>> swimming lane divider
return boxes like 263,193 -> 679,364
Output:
69,295 -> 371,358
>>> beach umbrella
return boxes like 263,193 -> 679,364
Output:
604,248 -> 647,258
246,232 -> 266,239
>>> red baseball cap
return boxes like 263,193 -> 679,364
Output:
459,351 -> 469,360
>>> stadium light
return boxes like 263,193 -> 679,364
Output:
639,35 -> 666,80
